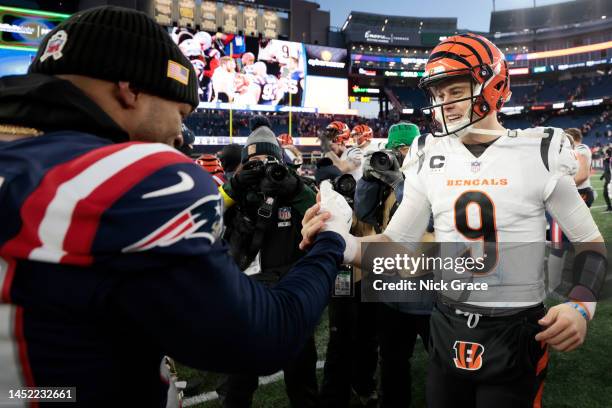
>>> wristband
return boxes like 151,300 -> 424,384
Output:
565,301 -> 590,321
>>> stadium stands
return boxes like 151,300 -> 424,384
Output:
490,0 -> 611,32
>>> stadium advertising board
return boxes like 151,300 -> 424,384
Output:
528,58 -> 611,74
0,6 -> 69,50
0,6 -> 69,78
351,66 -> 424,78
238,0 -> 290,10
351,53 -> 428,73
345,28 -> 422,46
172,28 -> 350,113
508,67 -> 529,76
305,44 -> 347,77
349,85 -> 380,96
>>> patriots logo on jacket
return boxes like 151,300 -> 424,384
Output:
123,194 -> 223,253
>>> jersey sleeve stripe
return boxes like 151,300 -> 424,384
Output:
539,128 -> 554,171
0,143 -> 130,260
1,143 -> 190,265
417,135 -> 426,173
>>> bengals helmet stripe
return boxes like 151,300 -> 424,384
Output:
448,40 -> 485,66
458,34 -> 494,62
427,50 -> 472,70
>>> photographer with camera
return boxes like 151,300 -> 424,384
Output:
355,122 -> 433,408
355,123 -> 422,227
218,125 -> 319,407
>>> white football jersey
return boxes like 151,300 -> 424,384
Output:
258,40 -> 300,65
340,146 -> 364,181
396,127 -> 578,306
574,143 -> 592,189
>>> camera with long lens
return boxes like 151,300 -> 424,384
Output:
370,149 -> 402,172
242,157 -> 289,185
264,160 -> 288,182
331,174 -> 356,206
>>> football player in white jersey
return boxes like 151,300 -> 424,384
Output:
351,124 -> 380,181
322,121 -> 365,181
301,34 -> 606,408
211,56 -> 237,102
351,124 -> 378,155
566,127 -> 595,206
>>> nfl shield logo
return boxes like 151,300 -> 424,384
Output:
471,161 -> 481,173
278,207 -> 292,221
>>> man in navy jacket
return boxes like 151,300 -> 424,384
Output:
0,7 -> 346,407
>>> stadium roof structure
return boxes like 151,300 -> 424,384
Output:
490,0 -> 611,33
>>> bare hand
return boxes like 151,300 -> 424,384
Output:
535,304 -> 587,352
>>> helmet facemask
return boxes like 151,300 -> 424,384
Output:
420,69 -> 492,138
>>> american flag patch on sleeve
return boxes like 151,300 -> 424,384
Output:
167,60 -> 190,85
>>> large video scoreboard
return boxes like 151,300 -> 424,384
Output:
0,6 -> 70,77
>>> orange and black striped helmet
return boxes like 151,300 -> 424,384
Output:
351,124 -> 373,146
326,121 -> 351,144
419,33 -> 511,136
278,133 -> 293,146
195,154 -> 224,176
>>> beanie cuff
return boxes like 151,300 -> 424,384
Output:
241,142 -> 283,163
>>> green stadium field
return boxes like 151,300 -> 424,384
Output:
178,174 -> 612,408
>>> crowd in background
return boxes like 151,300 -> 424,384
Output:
184,106 -> 610,145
